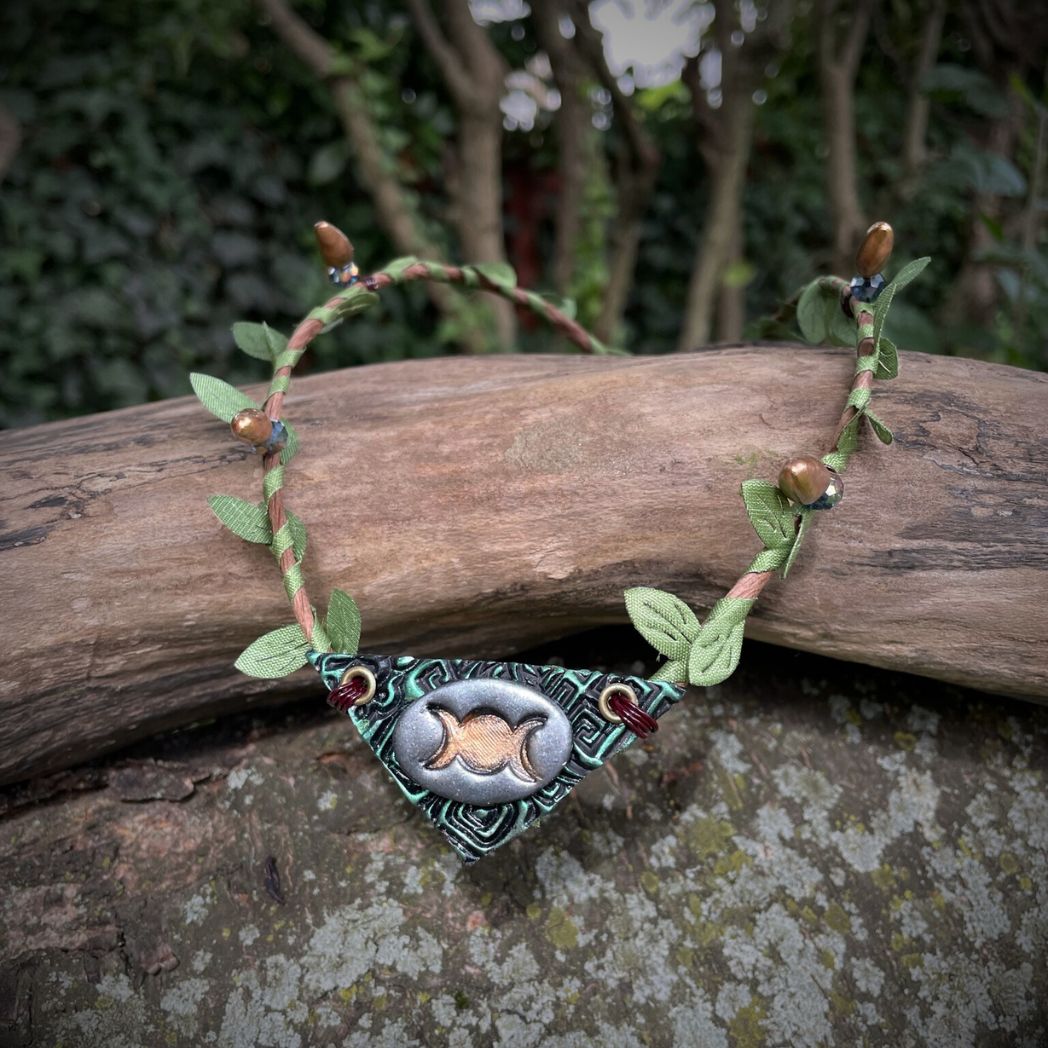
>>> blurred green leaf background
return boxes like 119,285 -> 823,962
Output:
1,0 -> 1044,427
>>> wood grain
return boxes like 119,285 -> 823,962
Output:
3,346 -> 1046,784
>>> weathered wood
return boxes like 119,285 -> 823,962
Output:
2,346 -> 1046,784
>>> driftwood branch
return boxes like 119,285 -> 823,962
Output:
3,347 -> 1046,785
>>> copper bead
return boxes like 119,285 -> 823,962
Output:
314,221 -> 354,269
230,408 -> 273,446
855,222 -> 894,278
778,456 -> 842,509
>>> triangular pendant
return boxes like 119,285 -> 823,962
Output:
309,651 -> 686,863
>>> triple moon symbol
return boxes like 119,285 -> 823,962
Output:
423,707 -> 545,783
391,679 -> 574,804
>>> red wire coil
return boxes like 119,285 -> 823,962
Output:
608,693 -> 659,738
329,675 -> 369,712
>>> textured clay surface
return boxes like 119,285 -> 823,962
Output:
1,633 -> 1046,1047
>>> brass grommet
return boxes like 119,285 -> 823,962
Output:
597,683 -> 638,723
339,665 -> 377,706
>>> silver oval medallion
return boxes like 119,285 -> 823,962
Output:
391,679 -> 573,805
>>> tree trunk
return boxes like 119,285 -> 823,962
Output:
568,0 -> 660,344
817,0 -> 873,274
407,0 -> 516,349
532,0 -> 589,294
901,0 -> 946,190
258,0 -> 469,334
716,217 -> 746,342
678,98 -> 754,350
3,348 -> 1046,785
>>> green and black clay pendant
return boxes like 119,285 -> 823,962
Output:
310,652 -> 685,863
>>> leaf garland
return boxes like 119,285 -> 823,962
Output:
190,373 -> 257,423
623,255 -> 931,689
235,623 -> 311,678
232,321 -> 288,362
624,588 -> 755,687
623,587 -> 700,662
325,589 -> 362,654
740,480 -> 795,549
208,496 -> 307,559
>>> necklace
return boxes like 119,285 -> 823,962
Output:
192,220 -> 928,863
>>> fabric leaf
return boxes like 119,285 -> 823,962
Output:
190,373 -> 257,423
687,598 -> 754,687
468,262 -> 517,290
741,480 -> 795,549
286,511 -> 308,560
796,281 -> 831,344
380,256 -> 421,279
886,256 -> 931,294
650,658 -> 687,684
325,588 -> 362,654
280,421 -> 299,465
232,321 -> 288,362
624,587 -> 700,660
872,257 -> 931,349
865,410 -> 894,444
539,292 -> 577,320
235,624 -> 310,678
208,495 -> 271,543
782,510 -> 813,578
875,336 -> 899,380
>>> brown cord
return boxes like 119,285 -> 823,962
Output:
256,260 -> 873,661
256,267 -> 601,646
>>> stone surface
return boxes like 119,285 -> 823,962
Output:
1,631 -> 1046,1047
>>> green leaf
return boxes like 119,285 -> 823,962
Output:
687,598 -> 753,687
468,262 -> 517,290
235,623 -> 310,678
796,281 -> 830,344
208,496 -> 306,557
828,301 -> 857,347
325,588 -> 362,654
280,421 -> 299,465
337,289 -> 379,318
872,257 -> 931,350
232,321 -> 288,362
538,291 -> 577,321
740,480 -> 795,549
782,510 -> 813,578
865,410 -> 894,444
380,256 -> 421,279
624,587 -> 700,660
650,658 -> 687,683
208,495 -> 270,543
190,373 -> 257,423
875,337 -> 899,380
286,510 -> 308,560
888,257 -> 931,294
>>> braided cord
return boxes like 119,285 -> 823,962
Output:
257,260 -> 626,651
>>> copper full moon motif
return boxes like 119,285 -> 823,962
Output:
391,680 -> 574,805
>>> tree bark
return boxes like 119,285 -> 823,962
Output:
3,348 -> 1046,784
406,0 -> 516,349
817,0 -> 874,275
